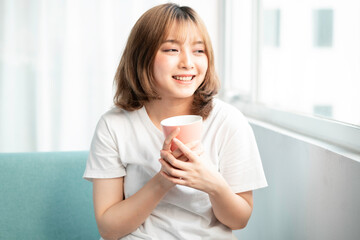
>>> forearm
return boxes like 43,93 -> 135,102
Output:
98,173 -> 173,239
208,176 -> 253,230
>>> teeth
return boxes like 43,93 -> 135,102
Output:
173,76 -> 193,81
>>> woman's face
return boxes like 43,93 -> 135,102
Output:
153,22 -> 208,101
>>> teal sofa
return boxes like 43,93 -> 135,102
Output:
0,151 -> 100,240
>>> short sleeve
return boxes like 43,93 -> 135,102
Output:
219,118 -> 268,193
83,116 -> 126,181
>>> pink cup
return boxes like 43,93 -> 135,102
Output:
161,115 -> 203,151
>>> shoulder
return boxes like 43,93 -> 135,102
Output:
101,107 -> 125,121
210,98 -> 248,128
97,107 -> 139,132
100,107 -> 137,123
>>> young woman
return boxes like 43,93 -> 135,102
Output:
83,3 -> 267,240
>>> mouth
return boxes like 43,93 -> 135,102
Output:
172,75 -> 195,82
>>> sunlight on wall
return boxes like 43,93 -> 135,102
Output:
0,0 -> 219,152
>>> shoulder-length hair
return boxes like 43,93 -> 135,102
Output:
113,3 -> 220,119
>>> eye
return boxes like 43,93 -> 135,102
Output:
163,49 -> 179,52
194,49 -> 205,54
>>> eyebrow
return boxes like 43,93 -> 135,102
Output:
163,39 -> 205,45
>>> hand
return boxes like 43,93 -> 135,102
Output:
159,128 -> 202,178
170,140 -> 203,161
159,138 -> 223,194
157,128 -> 180,188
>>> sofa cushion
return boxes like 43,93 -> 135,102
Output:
0,151 -> 99,239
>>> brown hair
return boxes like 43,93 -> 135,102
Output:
113,3 -> 220,119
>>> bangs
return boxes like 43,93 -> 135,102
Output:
161,6 -> 209,47
163,20 -> 204,44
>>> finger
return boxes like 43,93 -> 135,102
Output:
172,140 -> 200,158
171,148 -> 183,159
162,128 -> 180,151
172,138 -> 198,161
160,171 -> 187,185
159,158 -> 184,178
178,155 -> 188,162
189,143 -> 204,156
160,150 -> 188,169
193,148 -> 204,157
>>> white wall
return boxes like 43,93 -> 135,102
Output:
234,121 -> 360,239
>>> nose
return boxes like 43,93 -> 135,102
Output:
179,50 -> 194,69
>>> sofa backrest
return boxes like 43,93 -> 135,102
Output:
0,151 -> 100,239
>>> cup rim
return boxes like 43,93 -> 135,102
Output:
160,115 -> 202,127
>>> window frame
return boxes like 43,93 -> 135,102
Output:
221,0 -> 360,155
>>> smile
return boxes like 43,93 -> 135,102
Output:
172,75 -> 195,81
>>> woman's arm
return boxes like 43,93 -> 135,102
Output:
93,129 -> 183,240
93,174 -> 173,240
208,181 -> 253,230
159,138 -> 253,230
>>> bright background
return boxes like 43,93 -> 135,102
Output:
1,0 -> 359,152
0,0 -> 220,152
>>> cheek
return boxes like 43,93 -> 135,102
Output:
201,59 -> 208,74
200,55 -> 208,70
153,58 -> 165,78
154,56 -> 173,74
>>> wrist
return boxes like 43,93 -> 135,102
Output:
154,172 -> 175,192
207,173 -> 229,197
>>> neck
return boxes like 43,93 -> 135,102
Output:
144,98 -> 193,130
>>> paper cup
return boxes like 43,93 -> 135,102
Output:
161,115 -> 203,151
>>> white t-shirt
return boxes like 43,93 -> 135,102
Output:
83,98 -> 268,240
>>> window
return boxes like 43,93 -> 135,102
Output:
313,9 -> 333,47
259,1 -> 360,127
223,0 -> 360,153
263,9 -> 280,47
221,0 -> 253,99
